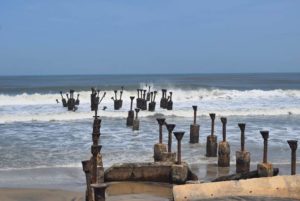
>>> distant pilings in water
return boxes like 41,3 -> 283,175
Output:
58,89 -> 80,111
111,86 -> 124,110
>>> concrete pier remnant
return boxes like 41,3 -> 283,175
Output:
126,96 -> 135,126
257,130 -> 273,177
174,131 -> 185,165
189,105 -> 200,143
154,118 -> 167,162
287,140 -> 298,175
218,117 -> 230,167
132,108 -> 140,131
206,113 -> 217,157
82,160 -> 92,201
236,123 -> 250,174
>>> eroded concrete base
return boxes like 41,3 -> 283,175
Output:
173,175 -> 300,201
104,162 -> 197,184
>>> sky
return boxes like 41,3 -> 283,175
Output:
0,0 -> 299,75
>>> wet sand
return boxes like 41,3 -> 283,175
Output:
0,182 -> 172,201
0,164 -> 299,201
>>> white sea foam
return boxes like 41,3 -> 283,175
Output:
0,88 -> 299,123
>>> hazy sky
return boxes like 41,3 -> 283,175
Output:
0,0 -> 299,75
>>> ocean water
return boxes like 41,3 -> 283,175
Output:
0,73 -> 299,188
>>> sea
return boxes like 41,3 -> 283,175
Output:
0,73 -> 299,190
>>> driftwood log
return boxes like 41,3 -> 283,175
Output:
212,168 -> 279,182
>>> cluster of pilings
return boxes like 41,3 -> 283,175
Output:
160,89 -> 173,110
185,106 -> 298,176
82,89 -> 108,201
111,86 -> 124,110
58,89 -> 80,111
153,118 -> 185,165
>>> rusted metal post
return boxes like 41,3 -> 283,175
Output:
218,117 -> 230,167
239,123 -> 245,152
260,131 -> 269,163
190,105 -> 200,143
91,183 -> 108,201
154,118 -> 167,162
166,124 -> 176,153
287,140 -> 298,175
206,113 -> 217,157
157,118 -> 166,143
174,131 -> 185,164
236,123 -> 250,173
257,130 -> 273,177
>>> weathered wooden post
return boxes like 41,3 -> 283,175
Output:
167,92 -> 173,110
174,131 -> 185,164
91,183 -> 108,201
257,131 -> 273,177
132,108 -> 140,131
218,117 -> 230,167
82,160 -> 92,201
236,123 -> 250,173
91,145 -> 102,184
206,113 -> 217,157
287,140 -> 298,175
154,118 -> 167,162
126,96 -> 135,126
190,106 -> 200,143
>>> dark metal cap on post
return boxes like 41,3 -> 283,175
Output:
156,118 -> 165,126
209,113 -> 216,120
166,124 -> 176,133
174,131 -> 185,141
